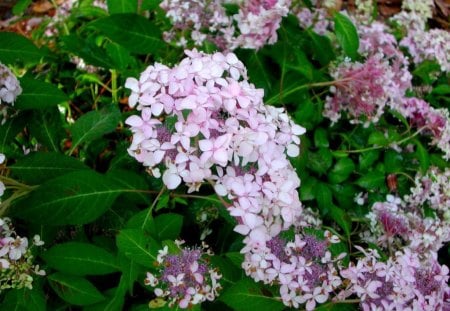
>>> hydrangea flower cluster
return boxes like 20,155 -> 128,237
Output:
323,55 -> 398,125
0,217 -> 45,292
159,0 -> 234,49
400,28 -> 450,73
243,231 -> 344,310
395,97 -> 450,160
144,241 -> 221,309
400,0 -> 435,24
405,167 -> 450,221
159,0 -> 291,50
295,7 -> 331,35
233,0 -> 291,49
0,63 -> 22,107
364,189 -> 450,255
340,247 -> 450,311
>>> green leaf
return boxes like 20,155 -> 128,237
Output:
2,287 -> 46,311
220,278 -> 284,311
88,14 -> 162,54
116,229 -> 160,268
42,242 -> 119,276
0,32 -> 45,65
15,77 -> 68,109
106,42 -> 136,70
106,169 -> 151,204
10,152 -> 88,184
12,0 -> 33,15
48,273 -> 105,306
107,0 -> 137,13
70,106 -> 120,152
334,12 -> 359,60
328,157 -> 355,183
0,116 -> 26,156
384,150 -> 403,173
413,140 -> 430,173
154,213 -> 183,241
62,35 -> 113,69
329,204 -> 351,237
359,150 -> 380,171
12,170 -> 123,225
314,128 -> 329,148
356,171 -> 385,190
314,182 -> 333,214
368,131 -> 389,146
306,30 -> 335,66
29,108 -> 64,151
308,148 -> 333,175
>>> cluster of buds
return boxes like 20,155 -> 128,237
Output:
0,218 -> 44,292
144,241 -> 221,309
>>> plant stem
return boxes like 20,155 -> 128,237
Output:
142,186 -> 166,230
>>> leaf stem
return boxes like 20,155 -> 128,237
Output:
142,186 -> 166,230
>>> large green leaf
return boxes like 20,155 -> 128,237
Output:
154,213 -> 183,241
356,171 -> 385,190
88,14 -> 162,54
29,108 -> 64,151
70,106 -> 120,153
328,157 -> 355,184
62,34 -> 113,69
0,116 -> 26,156
15,77 -> 68,110
107,0 -> 137,14
116,228 -> 160,268
334,12 -> 359,60
220,278 -> 284,311
48,273 -> 105,306
1,287 -> 46,311
106,169 -> 151,204
42,242 -> 119,276
10,152 -> 88,184
0,32 -> 45,65
12,170 -> 124,225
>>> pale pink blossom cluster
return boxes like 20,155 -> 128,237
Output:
0,217 -> 45,292
295,7 -> 331,35
125,49 -> 304,192
232,0 -> 291,49
394,97 -> 450,160
159,0 -> 291,50
340,247 -> 450,311
0,63 -> 22,107
400,28 -> 450,73
0,63 -> 22,124
323,55 -> 398,125
144,241 -> 221,309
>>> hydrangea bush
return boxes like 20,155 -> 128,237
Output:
0,0 -> 448,310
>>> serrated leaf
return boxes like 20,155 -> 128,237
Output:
62,34 -> 113,69
220,278 -> 284,311
42,242 -> 119,276
70,106 -> 120,152
0,32 -> 45,65
306,30 -> 335,66
48,273 -> 105,306
88,14 -> 162,54
10,152 -> 88,184
116,229 -> 160,268
0,116 -> 26,156
334,12 -> 359,60
12,170 -> 124,225
15,77 -> 68,109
